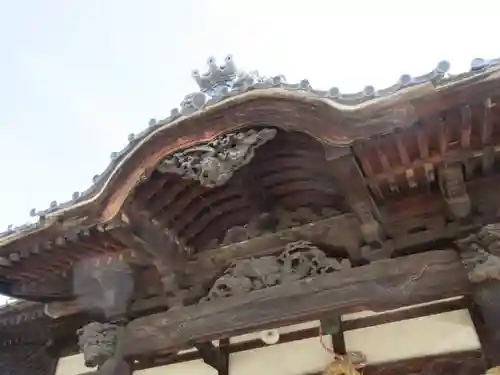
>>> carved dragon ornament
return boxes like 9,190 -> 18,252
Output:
77,322 -> 131,374
202,240 -> 351,302
456,223 -> 500,283
156,128 -> 277,187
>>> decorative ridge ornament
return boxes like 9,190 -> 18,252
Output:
192,55 -> 239,97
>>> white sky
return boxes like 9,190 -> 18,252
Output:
0,0 -> 497,303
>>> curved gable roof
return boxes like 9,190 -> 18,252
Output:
1,55 -> 500,250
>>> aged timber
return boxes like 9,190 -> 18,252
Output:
124,250 -> 469,356
457,223 -> 500,367
188,214 -> 362,282
118,208 -> 189,295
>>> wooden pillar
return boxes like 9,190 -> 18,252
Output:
457,225 -> 500,367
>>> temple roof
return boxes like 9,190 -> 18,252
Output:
1,55 -> 500,251
2,57 -> 500,375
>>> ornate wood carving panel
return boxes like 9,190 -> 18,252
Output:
125,250 -> 469,356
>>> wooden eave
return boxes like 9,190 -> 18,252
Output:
1,59 -> 500,303
0,63 -> 499,248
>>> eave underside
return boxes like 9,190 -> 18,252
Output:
4,95 -> 500,307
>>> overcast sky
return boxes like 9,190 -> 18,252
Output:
0,0 -> 497,303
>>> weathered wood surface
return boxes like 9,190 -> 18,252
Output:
188,214 -> 362,279
124,250 -> 470,356
456,223 -> 500,367
46,215 -> 363,319
471,281 -> 500,367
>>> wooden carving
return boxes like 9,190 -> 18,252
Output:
456,223 -> 500,282
156,128 -> 277,187
125,250 -> 469,356
203,240 -> 351,301
217,207 -> 340,248
77,322 -> 131,375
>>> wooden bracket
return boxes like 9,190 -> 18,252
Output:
438,163 -> 471,219
328,152 -> 384,248
112,207 -> 189,299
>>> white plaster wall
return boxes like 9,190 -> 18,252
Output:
54,353 -> 96,375
54,298 -> 481,375
230,336 -> 334,375
344,309 -> 481,365
136,359 -> 217,375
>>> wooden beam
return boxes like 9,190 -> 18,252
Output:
189,214 -> 362,281
115,208 -> 189,296
46,291 -> 467,361
123,250 -> 470,357
437,115 -> 448,155
481,98 -> 493,146
417,129 -> 430,159
329,317 -> 346,355
45,211 -> 476,321
460,105 -> 472,149
327,150 -> 384,251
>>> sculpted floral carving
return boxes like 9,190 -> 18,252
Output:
157,128 -> 277,187
456,223 -> 500,282
202,240 -> 351,301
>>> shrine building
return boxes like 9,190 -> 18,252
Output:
1,56 -> 500,375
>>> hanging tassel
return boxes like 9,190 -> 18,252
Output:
323,357 -> 362,375
318,324 -> 365,375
